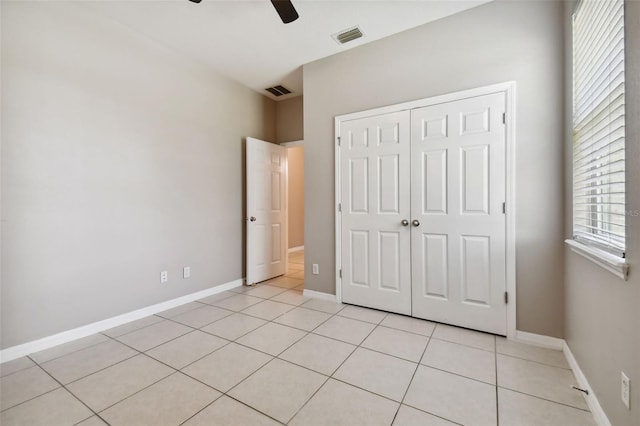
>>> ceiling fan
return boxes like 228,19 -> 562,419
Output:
187,0 -> 299,24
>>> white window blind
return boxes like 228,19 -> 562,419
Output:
573,0 -> 625,257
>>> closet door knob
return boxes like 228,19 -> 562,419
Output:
250,216 -> 257,222
412,219 -> 420,227
401,219 -> 409,227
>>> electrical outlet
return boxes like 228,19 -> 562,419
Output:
622,371 -> 630,409
160,271 -> 168,283
183,267 -> 191,279
312,264 -> 319,275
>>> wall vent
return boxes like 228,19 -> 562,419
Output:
265,85 -> 292,97
333,26 -> 364,45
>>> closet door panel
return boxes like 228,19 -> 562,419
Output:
340,111 -> 411,315
411,93 -> 507,335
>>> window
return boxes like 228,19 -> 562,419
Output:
572,0 -> 625,259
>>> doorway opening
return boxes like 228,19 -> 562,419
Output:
284,143 -> 304,289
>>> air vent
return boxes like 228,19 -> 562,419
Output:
265,85 -> 292,97
333,26 -> 364,45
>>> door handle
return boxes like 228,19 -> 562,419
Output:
412,219 -> 420,227
250,216 -> 257,222
401,219 -> 409,227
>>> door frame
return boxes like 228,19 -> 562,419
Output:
334,81 -> 517,339
280,140 -> 304,254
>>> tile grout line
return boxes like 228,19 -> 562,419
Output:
26,336 -> 112,366
415,364 -> 498,388
71,322 -> 281,418
194,282 -> 351,424
31,357 -> 112,426
111,323 -> 237,373
38,343 -> 141,388
313,314 -> 468,424
91,371 -> 184,421
496,386 -> 594,413
115,322 -> 197,354
200,357 -> 304,422
162,310 -> 236,333
0,361 -> 37,379
154,300 -> 208,320
177,392 -> 286,426
370,322 -> 436,338
177,258 -> 306,424
55,337 -> 199,416
100,315 -> 165,339
196,319 -> 271,347
400,400 -> 465,426
281,375 -> 332,424
283,310 -> 389,424
0,380 -> 61,414
264,301 -> 452,377
428,334 -> 497,354
390,320 -> 441,425
196,297 -> 322,406
77,355 -> 178,415
495,351 -> 573,371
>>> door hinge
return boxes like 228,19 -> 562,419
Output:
502,112 -> 506,124
339,269 -> 342,278
502,202 -> 506,214
504,291 -> 509,304
337,136 -> 341,146
338,203 -> 342,212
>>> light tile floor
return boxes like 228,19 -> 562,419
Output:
1,251 -> 597,425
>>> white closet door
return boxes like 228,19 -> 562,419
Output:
246,137 -> 287,285
340,111 -> 412,315
410,93 -> 507,335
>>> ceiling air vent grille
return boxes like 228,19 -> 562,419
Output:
265,85 -> 292,97
334,26 -> 364,44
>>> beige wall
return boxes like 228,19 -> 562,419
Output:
0,1 -> 275,348
287,147 -> 304,249
563,2 -> 640,425
276,96 -> 303,143
303,0 -> 566,337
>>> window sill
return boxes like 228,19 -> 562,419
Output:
565,239 -> 629,281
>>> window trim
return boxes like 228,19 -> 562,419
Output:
565,239 -> 628,280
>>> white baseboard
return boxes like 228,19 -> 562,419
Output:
303,289 -> 338,302
288,246 -> 304,253
0,279 -> 242,363
514,330 -> 565,350
563,342 -> 611,426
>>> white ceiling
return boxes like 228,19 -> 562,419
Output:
81,0 -> 491,101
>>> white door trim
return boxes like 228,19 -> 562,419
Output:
335,81 -> 517,338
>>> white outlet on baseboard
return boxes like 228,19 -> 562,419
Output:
160,271 -> 168,283
183,267 -> 191,279
312,264 -> 319,275
622,371 -> 630,409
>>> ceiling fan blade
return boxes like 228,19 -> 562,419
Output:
271,0 -> 299,24
187,0 -> 202,3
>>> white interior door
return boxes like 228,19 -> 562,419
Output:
410,93 -> 507,334
340,111 -> 412,315
246,137 -> 287,285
